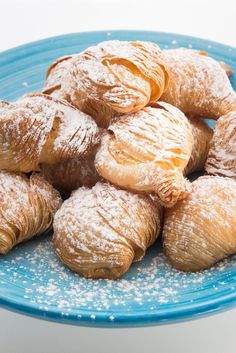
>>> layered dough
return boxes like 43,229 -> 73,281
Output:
53,182 -> 162,279
161,49 -> 236,119
44,40 -> 169,127
163,176 -> 236,272
205,111 -> 236,178
40,153 -> 100,196
185,116 -> 213,175
0,171 -> 62,254
43,55 -> 76,99
0,93 -> 100,172
1,39 -> 235,278
95,102 -> 193,207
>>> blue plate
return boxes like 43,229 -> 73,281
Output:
0,31 -> 236,327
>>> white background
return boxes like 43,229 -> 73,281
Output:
0,0 -> 236,352
0,0 -> 236,51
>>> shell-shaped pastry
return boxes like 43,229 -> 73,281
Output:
44,40 -> 169,127
95,102 -> 193,207
43,55 -> 77,100
40,153 -> 100,196
205,111 -> 236,178
0,93 -> 100,172
161,49 -> 236,119
0,171 -> 62,254
185,116 -> 213,175
163,176 -> 236,272
53,182 -> 162,279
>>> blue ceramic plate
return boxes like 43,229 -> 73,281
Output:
0,31 -> 236,328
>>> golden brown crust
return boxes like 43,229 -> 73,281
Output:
43,55 -> 77,100
95,102 -> 193,207
0,93 -> 100,172
0,171 -> 62,254
45,55 -> 75,79
40,153 -> 100,197
163,176 -> 236,272
53,182 -> 162,279
205,111 -> 236,178
161,49 -> 236,119
185,116 -> 213,175
44,40 -> 169,127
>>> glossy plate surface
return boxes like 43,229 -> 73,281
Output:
0,31 -> 236,327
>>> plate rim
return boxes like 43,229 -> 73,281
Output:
1,283 -> 236,327
1,29 -> 235,58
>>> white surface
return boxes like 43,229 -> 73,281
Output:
0,0 -> 236,352
1,308 -> 236,353
0,0 -> 236,51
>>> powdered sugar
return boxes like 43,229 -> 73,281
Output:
0,93 -> 100,172
95,102 -> 193,207
53,182 -> 161,279
49,101 -> 100,159
161,48 -> 236,119
44,40 -> 169,127
1,234 -> 235,324
0,171 -> 61,254
163,176 -> 236,272
205,111 -> 236,177
40,154 -> 100,196
0,98 -> 53,172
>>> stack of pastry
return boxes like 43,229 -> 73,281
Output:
1,39 -> 236,279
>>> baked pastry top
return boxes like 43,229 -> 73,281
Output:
205,111 -> 236,178
0,171 -> 61,254
0,93 -> 100,172
44,40 -> 169,127
95,102 -> 193,207
185,116 -> 213,175
161,49 -> 236,119
53,182 -> 162,279
163,176 -> 236,272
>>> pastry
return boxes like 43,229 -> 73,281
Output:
0,171 -> 62,254
43,55 -> 76,100
163,176 -> 236,272
185,116 -> 213,175
40,153 -> 100,196
95,102 -> 193,207
43,40 -> 169,127
219,61 -> 233,77
0,93 -> 100,172
43,54 -> 232,104
161,49 -> 236,119
53,182 -> 162,279
205,111 -> 236,178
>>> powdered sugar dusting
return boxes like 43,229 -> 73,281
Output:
44,40 -> 169,127
95,102 -> 193,207
161,48 -> 236,119
163,176 -> 236,272
1,234 -> 235,324
0,171 -> 61,254
205,111 -> 236,178
0,93 -> 99,172
53,182 -> 161,279
40,154 -> 100,196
